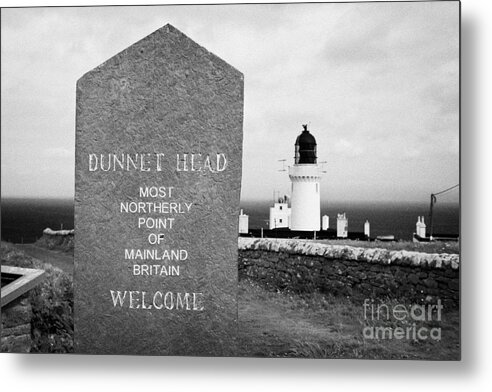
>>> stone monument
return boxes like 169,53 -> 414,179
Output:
74,24 -> 243,356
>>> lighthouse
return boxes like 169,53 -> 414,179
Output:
288,125 -> 322,231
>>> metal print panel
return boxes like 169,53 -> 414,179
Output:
1,1 -> 460,359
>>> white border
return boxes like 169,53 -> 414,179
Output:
2,0 -> 491,391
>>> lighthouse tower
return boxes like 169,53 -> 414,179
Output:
289,125 -> 322,231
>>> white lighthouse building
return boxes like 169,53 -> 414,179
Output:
269,196 -> 291,230
288,125 -> 322,231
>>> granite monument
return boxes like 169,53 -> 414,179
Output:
74,24 -> 243,356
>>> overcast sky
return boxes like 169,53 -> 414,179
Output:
1,1 -> 459,203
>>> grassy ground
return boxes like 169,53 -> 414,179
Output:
16,244 -> 73,274
238,279 -> 460,359
314,239 -> 459,254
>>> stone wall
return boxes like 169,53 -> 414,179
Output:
238,238 -> 460,308
36,228 -> 74,253
1,294 -> 32,353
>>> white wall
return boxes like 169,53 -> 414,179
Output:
269,203 -> 291,229
289,165 -> 321,231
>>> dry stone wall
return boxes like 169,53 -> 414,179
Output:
1,294 -> 32,353
238,238 -> 459,308
36,228 -> 74,252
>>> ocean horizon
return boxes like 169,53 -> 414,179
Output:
1,197 -> 459,243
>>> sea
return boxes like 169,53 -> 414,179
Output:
1,198 -> 459,244
2,198 -> 74,244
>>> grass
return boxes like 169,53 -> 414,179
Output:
16,243 -> 73,274
314,239 -> 459,254
238,278 -> 460,359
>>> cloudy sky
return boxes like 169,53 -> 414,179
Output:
1,1 -> 459,203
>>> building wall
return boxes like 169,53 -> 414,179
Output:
269,203 -> 291,229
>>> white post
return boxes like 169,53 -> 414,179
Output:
322,215 -> 329,230
364,220 -> 370,238
337,213 -> 348,238
420,216 -> 426,239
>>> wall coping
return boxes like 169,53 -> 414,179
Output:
238,237 -> 459,270
43,228 -> 74,236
